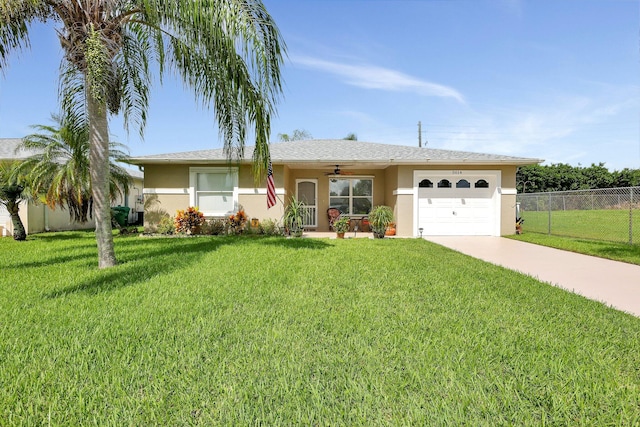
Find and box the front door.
[296,179,317,228]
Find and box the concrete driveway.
[426,236,640,317]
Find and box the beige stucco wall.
[499,166,518,235]
[237,164,286,223]
[384,165,399,205]
[392,166,413,237]
[144,164,190,188]
[43,206,94,232]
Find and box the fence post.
[630,187,634,245]
[548,193,552,235]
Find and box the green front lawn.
[508,232,640,266]
[521,209,640,244]
[1,232,639,425]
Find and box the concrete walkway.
[426,236,640,317]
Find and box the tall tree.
[19,113,131,223]
[0,161,29,241]
[0,1,285,267]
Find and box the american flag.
[266,160,276,209]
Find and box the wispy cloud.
[437,91,640,168]
[291,55,465,103]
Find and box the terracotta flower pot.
[385,223,396,236]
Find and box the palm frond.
[0,1,53,71]
[135,0,285,182]
[18,112,132,222]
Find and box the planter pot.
[373,231,385,239]
[337,232,345,239]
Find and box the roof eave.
[127,157,543,167]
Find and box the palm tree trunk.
[87,89,117,268]
[7,200,26,241]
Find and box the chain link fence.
[517,187,640,245]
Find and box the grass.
[521,209,640,244]
[1,231,639,425]
[508,232,640,266]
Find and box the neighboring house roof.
[0,138,143,179]
[127,139,542,166]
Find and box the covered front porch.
[282,163,398,234]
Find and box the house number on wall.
[452,170,463,175]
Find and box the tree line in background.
[516,163,640,193]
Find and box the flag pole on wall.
[266,159,276,209]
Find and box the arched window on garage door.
[456,179,470,188]
[437,179,452,188]
[474,179,489,188]
[419,179,433,188]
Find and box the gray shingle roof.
[128,139,542,165]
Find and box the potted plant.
[283,196,305,237]
[385,222,396,236]
[332,216,350,238]
[368,205,393,238]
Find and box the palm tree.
[19,113,131,223]
[0,161,29,241]
[0,1,285,267]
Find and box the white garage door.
[417,174,498,236]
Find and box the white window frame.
[189,167,239,217]
[328,176,374,216]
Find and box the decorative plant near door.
[332,216,350,238]
[368,205,394,238]
[283,196,305,237]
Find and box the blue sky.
[1,0,639,170]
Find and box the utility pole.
[418,121,422,148]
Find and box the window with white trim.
[329,178,372,215]
[189,167,237,216]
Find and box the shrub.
[174,207,206,234]
[208,218,226,235]
[226,209,248,235]
[259,218,281,236]
[157,216,175,235]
